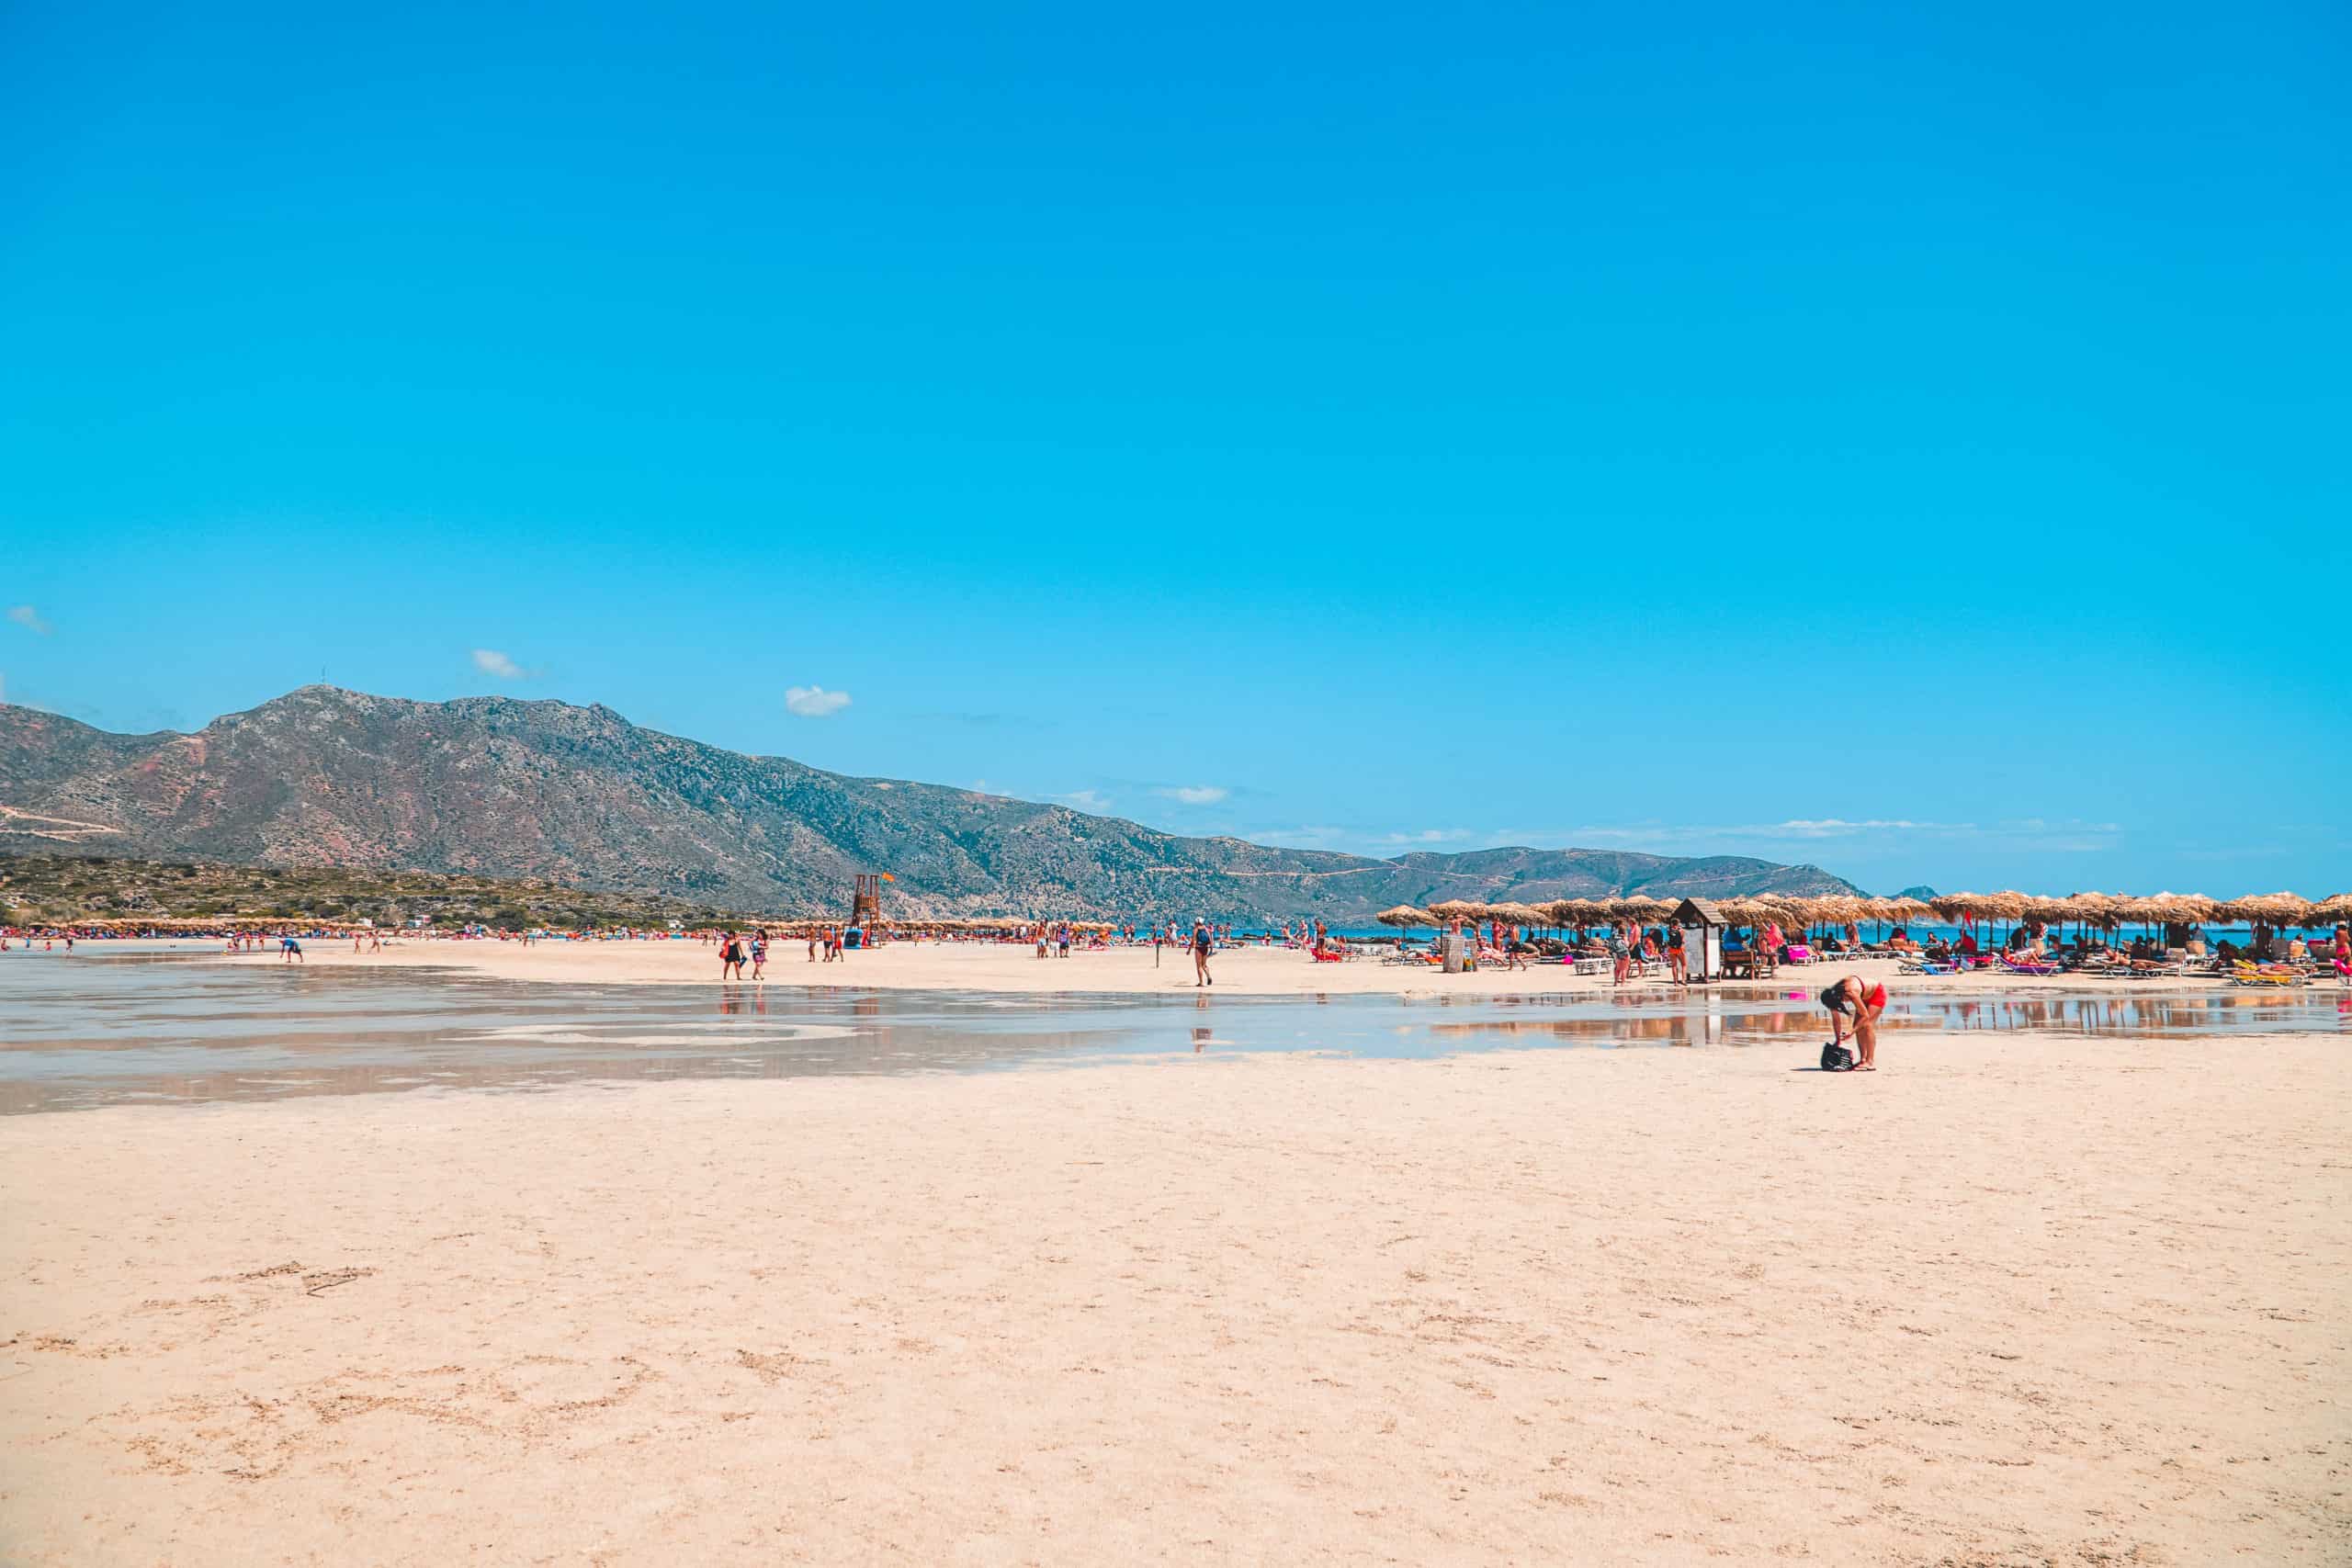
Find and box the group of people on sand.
[718,927,849,978]
[718,930,766,979]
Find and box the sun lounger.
[1999,957,2063,976]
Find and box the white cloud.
[785,684,852,718]
[1052,789,1113,812]
[7,604,51,635]
[470,649,527,680]
[1156,785,1229,807]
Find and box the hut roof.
[1671,897,1727,927]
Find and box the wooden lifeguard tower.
[849,873,890,937]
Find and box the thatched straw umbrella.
[1871,896,1929,940]
[2018,893,2069,929]
[1721,897,1797,942]
[2223,892,2313,955]
[2311,893,2352,927]
[1374,905,1437,946]
[2229,891,2312,928]
[1607,896,1672,929]
[1488,900,1546,932]
[1544,897,1608,932]
[1790,894,1851,942]
[2137,893,2216,940]
[1424,899,1486,930]
[1930,891,2026,946]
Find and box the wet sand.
[5,1028,2345,1564]
[274,934,2286,998]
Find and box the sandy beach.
[269,934,2280,999]
[5,1020,2345,1565]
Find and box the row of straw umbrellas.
[1374,890,2352,939]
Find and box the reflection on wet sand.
[1423,1010,1943,1048]
[1427,990,2350,1049]
[3,954,2345,1114]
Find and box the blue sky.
[4,0,2346,896]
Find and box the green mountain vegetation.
[1,686,1864,922]
[0,852,763,930]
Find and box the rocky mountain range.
[0,687,1862,922]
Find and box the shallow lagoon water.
[2,951,2345,1113]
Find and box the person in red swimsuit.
[1825,974,1889,1070]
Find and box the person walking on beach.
[719,931,744,980]
[2332,924,2350,987]
[1821,974,1888,1070]
[1192,919,1215,987]
[751,929,767,979]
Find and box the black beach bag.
[1820,1041,1854,1071]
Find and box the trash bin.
[844,928,864,950]
[1440,931,1469,973]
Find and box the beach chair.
[1998,956,2063,976]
